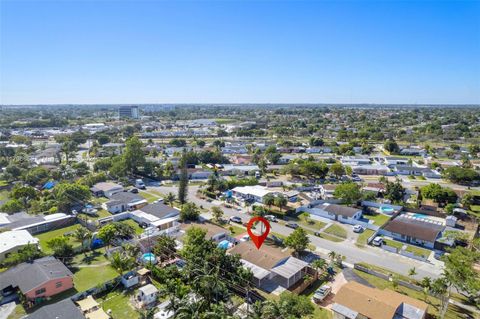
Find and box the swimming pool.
[142,252,156,264]
[380,206,394,214]
[412,213,427,219]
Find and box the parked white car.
[372,236,384,246]
[265,215,277,222]
[353,225,364,233]
[312,285,331,303]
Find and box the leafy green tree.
[2,244,44,267]
[442,167,479,184]
[262,292,314,319]
[1,199,24,213]
[273,195,288,212]
[123,136,145,174]
[333,182,362,205]
[73,227,92,255]
[384,178,406,203]
[164,192,176,206]
[420,183,457,205]
[211,206,223,222]
[329,162,346,178]
[46,236,74,259]
[384,139,400,154]
[284,227,310,256]
[442,247,480,302]
[180,202,200,221]
[153,234,177,262]
[25,166,50,186]
[53,183,91,212]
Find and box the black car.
[230,216,242,223]
[130,188,139,194]
[286,222,299,229]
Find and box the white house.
[90,182,124,198]
[350,164,389,176]
[231,185,279,203]
[136,284,159,307]
[0,230,39,261]
[318,184,337,200]
[104,192,147,214]
[298,202,362,224]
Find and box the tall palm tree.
[420,277,432,301]
[408,267,417,281]
[164,192,176,207]
[175,298,205,319]
[109,251,135,276]
[328,251,337,262]
[73,227,91,255]
[311,258,327,279]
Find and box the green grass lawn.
[310,308,333,319]
[121,219,144,235]
[226,224,247,236]
[323,224,347,238]
[404,244,431,258]
[36,224,84,254]
[97,290,139,319]
[297,213,327,230]
[71,253,118,292]
[356,229,375,247]
[0,180,8,187]
[364,213,391,226]
[383,239,404,250]
[0,190,9,200]
[353,270,475,319]
[139,190,161,203]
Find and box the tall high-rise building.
[118,105,139,119]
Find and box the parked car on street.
[135,179,146,189]
[230,216,242,223]
[353,225,364,233]
[372,236,384,246]
[285,222,299,229]
[312,285,332,303]
[130,188,139,193]
[265,215,277,222]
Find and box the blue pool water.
[142,253,156,263]
[380,206,394,213]
[413,213,427,218]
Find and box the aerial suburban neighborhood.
[0,104,478,319]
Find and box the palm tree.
[109,251,135,276]
[408,267,417,281]
[137,308,155,319]
[274,195,288,212]
[175,298,205,319]
[211,206,223,223]
[263,194,275,209]
[73,227,91,255]
[123,243,140,259]
[328,251,337,262]
[311,258,327,279]
[164,192,176,207]
[420,277,432,301]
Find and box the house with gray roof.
[26,298,85,319]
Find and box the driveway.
[342,268,374,287]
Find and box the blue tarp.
[42,181,57,190]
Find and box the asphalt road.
[151,184,444,280]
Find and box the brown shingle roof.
[383,214,443,242]
[334,281,428,319]
[228,241,291,270]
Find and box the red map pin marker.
[247,216,271,249]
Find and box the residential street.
[151,184,444,280]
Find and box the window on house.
[35,288,46,295]
[55,282,62,288]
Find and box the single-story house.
[332,281,428,319]
[379,213,445,249]
[90,182,124,198]
[220,164,259,177]
[341,156,371,166]
[0,230,39,262]
[298,203,362,224]
[362,183,386,197]
[26,298,85,319]
[7,213,76,235]
[319,184,337,199]
[393,166,441,178]
[230,155,253,165]
[0,257,73,304]
[228,241,309,290]
[99,142,124,156]
[179,221,237,244]
[231,185,279,203]
[400,148,426,156]
[130,203,180,229]
[350,164,389,175]
[31,147,60,165]
[382,156,410,167]
[104,192,147,214]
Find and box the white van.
[135,179,146,189]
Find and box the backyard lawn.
[364,213,391,226]
[71,251,118,292]
[98,290,139,319]
[36,224,84,254]
[0,190,9,200]
[0,180,8,187]
[323,224,347,239]
[404,243,431,258]
[356,229,375,247]
[121,219,144,235]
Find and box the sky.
[0,0,479,105]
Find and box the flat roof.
[0,230,38,254]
